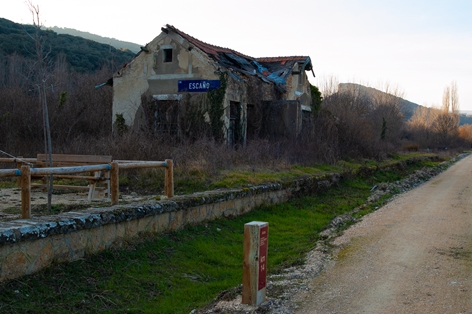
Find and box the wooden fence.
[0,159,173,219]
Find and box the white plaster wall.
[112,32,220,128]
[112,66,150,128]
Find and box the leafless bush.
[0,52,113,156]
[458,124,472,146]
[403,143,419,152]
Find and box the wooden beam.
[21,165,31,219]
[117,161,166,169]
[110,161,119,205]
[36,154,112,164]
[0,169,21,178]
[31,184,91,190]
[165,159,174,198]
[0,157,36,163]
[48,174,106,180]
[31,164,111,175]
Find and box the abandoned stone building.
[111,24,315,145]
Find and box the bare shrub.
[403,143,419,152]
[322,90,378,159]
[458,124,472,146]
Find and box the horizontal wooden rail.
[0,158,37,163]
[0,169,21,178]
[109,160,173,205]
[1,159,173,219]
[30,164,111,175]
[31,184,92,190]
[42,174,107,180]
[116,161,167,169]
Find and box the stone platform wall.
[0,158,430,281]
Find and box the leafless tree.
[26,0,54,210]
[370,83,405,143]
[407,106,437,147]
[442,81,460,127]
[407,81,460,149]
[432,81,460,147]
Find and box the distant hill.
[48,26,141,53]
[0,18,136,73]
[338,83,472,126]
[338,83,420,121]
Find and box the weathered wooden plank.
[117,161,167,169]
[31,184,90,190]
[50,175,105,180]
[37,154,112,164]
[0,158,36,163]
[30,164,111,175]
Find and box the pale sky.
[3,0,472,111]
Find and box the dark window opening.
[149,100,179,136]
[229,101,242,148]
[246,104,256,141]
[163,49,173,63]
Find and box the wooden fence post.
[110,161,119,205]
[242,221,269,306]
[165,159,174,198]
[20,164,31,219]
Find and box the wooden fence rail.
[31,164,111,175]
[0,169,21,178]
[0,159,173,219]
[0,158,37,164]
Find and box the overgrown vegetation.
[207,73,227,141]
[0,158,440,314]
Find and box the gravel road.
[293,155,472,313]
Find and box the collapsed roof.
[162,24,315,89]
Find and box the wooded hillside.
[0,18,135,73]
[338,83,472,126]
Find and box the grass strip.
[0,158,440,313]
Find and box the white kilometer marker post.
[242,221,269,305]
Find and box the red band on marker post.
[242,221,269,306]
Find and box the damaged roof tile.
[164,24,313,87]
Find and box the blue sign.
[178,80,220,92]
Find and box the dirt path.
[293,155,472,313]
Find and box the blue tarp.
[252,61,286,85]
